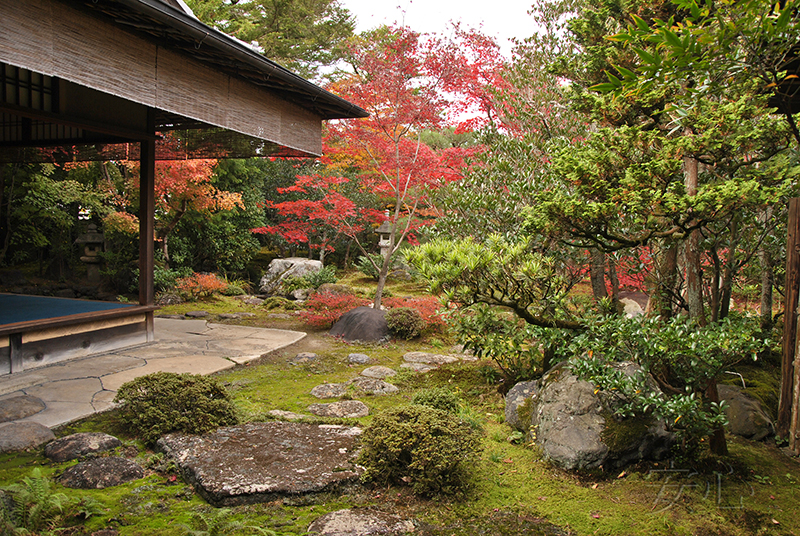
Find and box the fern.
[2,468,68,533]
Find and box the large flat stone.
[0,395,45,422]
[157,422,363,506]
[100,356,235,392]
[0,421,54,452]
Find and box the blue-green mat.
[0,294,133,326]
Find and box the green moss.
[600,412,653,456]
[516,397,534,433]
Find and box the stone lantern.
[375,215,392,259]
[75,223,105,283]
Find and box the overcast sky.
[339,0,537,57]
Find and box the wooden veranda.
[0,0,367,374]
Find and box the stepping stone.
[403,351,460,365]
[308,509,415,536]
[348,353,371,364]
[59,458,144,489]
[156,314,185,319]
[311,383,348,399]
[308,400,369,418]
[360,366,396,379]
[268,313,291,319]
[291,352,317,364]
[400,362,436,373]
[244,298,264,305]
[44,432,122,463]
[0,395,46,422]
[268,410,310,421]
[185,311,209,318]
[239,313,257,318]
[0,422,55,452]
[218,313,241,319]
[157,422,363,506]
[350,377,399,396]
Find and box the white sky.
[339,0,537,57]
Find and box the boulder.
[59,458,144,489]
[329,307,388,342]
[400,362,435,373]
[0,422,55,452]
[718,385,775,441]
[157,422,363,506]
[44,432,122,463]
[504,381,538,432]
[291,352,317,364]
[308,509,415,536]
[268,410,311,421]
[360,366,396,379]
[311,383,349,399]
[290,288,313,301]
[0,395,46,422]
[308,401,369,418]
[527,364,673,471]
[259,258,323,294]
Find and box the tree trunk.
[684,154,706,325]
[759,207,775,332]
[709,247,721,323]
[651,243,679,317]
[589,248,608,303]
[779,198,800,439]
[706,379,728,456]
[607,256,620,305]
[719,218,740,321]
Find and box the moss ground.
[1,276,798,536]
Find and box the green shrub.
[411,387,460,414]
[357,405,482,496]
[385,307,425,340]
[113,372,239,446]
[304,266,338,288]
[355,253,395,280]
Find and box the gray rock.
[311,383,349,399]
[218,313,241,319]
[529,364,673,471]
[0,395,46,422]
[718,385,775,441]
[156,314,185,319]
[260,258,323,294]
[399,363,435,373]
[244,298,265,306]
[308,509,415,536]
[157,293,183,306]
[290,288,313,301]
[308,400,369,418]
[268,313,292,319]
[291,352,318,364]
[239,313,257,318]
[329,307,388,343]
[387,269,414,282]
[0,422,55,452]
[505,381,538,432]
[318,283,355,296]
[350,377,399,396]
[157,422,363,506]
[184,311,208,318]
[59,457,144,489]
[268,410,310,421]
[44,432,122,462]
[348,353,371,364]
[402,351,460,365]
[360,366,396,379]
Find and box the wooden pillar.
[139,108,156,342]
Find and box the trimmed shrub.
[385,307,425,340]
[113,372,239,446]
[383,296,447,332]
[357,405,482,496]
[411,387,460,414]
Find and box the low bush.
[300,291,370,329]
[357,404,482,496]
[175,272,228,300]
[113,372,239,446]
[411,387,460,414]
[386,307,425,340]
[383,296,447,333]
[283,266,338,293]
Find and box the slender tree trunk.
[779,198,800,439]
[759,207,775,332]
[589,248,608,302]
[706,379,728,456]
[719,218,739,320]
[684,154,706,325]
[344,239,352,269]
[607,256,620,306]
[651,243,679,317]
[709,247,721,323]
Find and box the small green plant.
[303,266,338,289]
[355,253,396,280]
[1,468,102,534]
[412,387,461,413]
[114,372,240,446]
[386,307,425,340]
[357,404,482,496]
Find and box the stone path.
[0,318,305,434]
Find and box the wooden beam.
[139,108,156,341]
